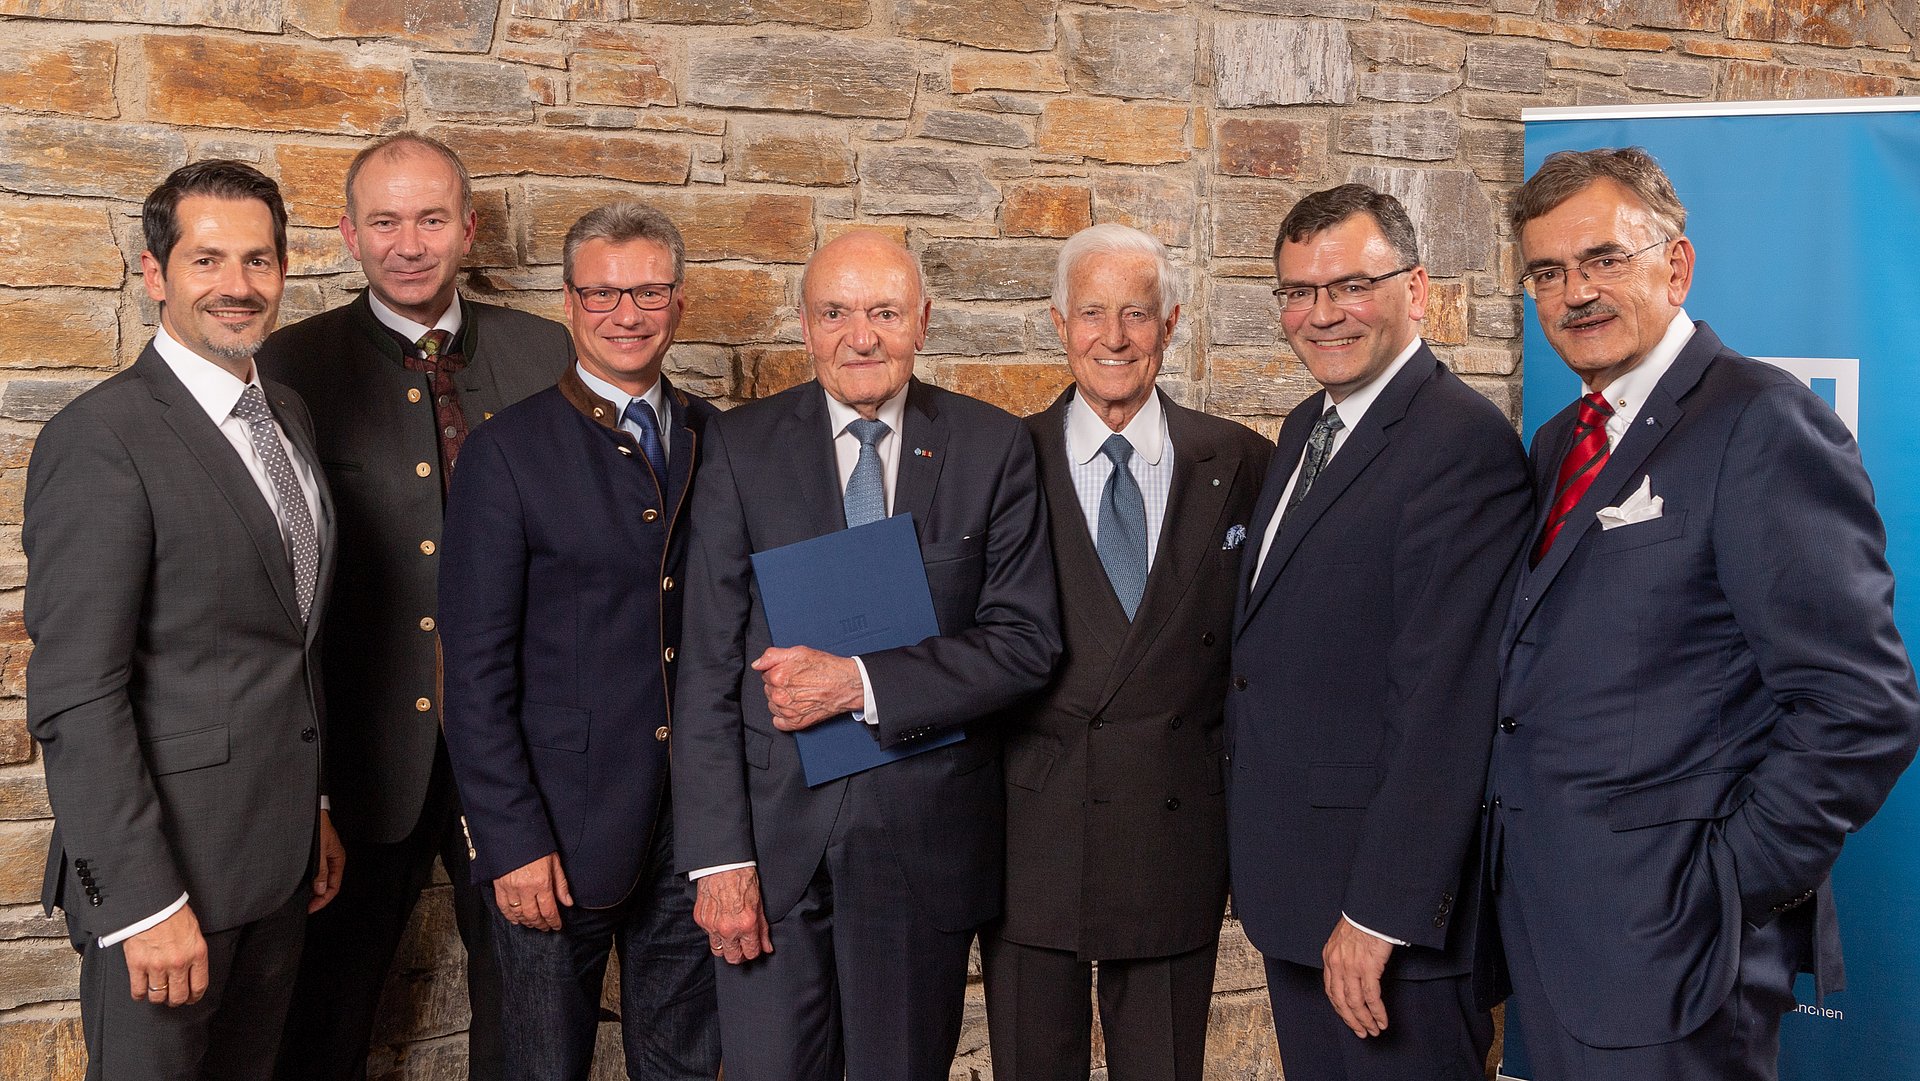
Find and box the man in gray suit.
[25,159,341,1079]
[258,132,569,1081]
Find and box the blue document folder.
[750,513,962,786]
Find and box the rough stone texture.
[685,34,919,118]
[1466,40,1550,93]
[1002,181,1090,238]
[1215,19,1356,107]
[0,37,116,119]
[1038,98,1191,166]
[568,45,678,109]
[631,0,869,26]
[895,0,1056,51]
[1625,57,1716,96]
[274,143,359,228]
[679,266,787,345]
[1721,61,1901,101]
[0,1014,85,1081]
[944,361,1071,415]
[1211,184,1300,260]
[0,118,187,201]
[0,378,99,422]
[1542,0,1722,32]
[732,121,858,186]
[1351,23,1469,70]
[527,187,814,264]
[0,0,278,30]
[1093,172,1198,249]
[137,36,407,136]
[1216,117,1324,180]
[0,819,52,905]
[0,291,118,370]
[414,59,536,122]
[859,145,1002,218]
[923,240,1059,301]
[287,0,500,52]
[923,308,1027,355]
[1336,109,1461,161]
[0,202,123,288]
[920,109,1032,149]
[1732,0,1912,48]
[1063,10,1196,101]
[1359,70,1464,103]
[1349,165,1496,278]
[431,126,691,184]
[949,51,1068,94]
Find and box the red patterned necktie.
[405,329,471,490]
[1533,391,1615,566]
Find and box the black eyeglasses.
[1271,267,1414,312]
[570,283,677,313]
[1518,239,1670,300]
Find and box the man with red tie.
[1481,147,1920,1081]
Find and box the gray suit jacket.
[257,292,568,845]
[25,344,337,938]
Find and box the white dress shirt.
[1587,309,1693,452]
[368,289,463,349]
[107,329,329,947]
[1065,388,1175,569]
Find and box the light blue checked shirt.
[1066,388,1174,570]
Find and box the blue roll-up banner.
[1508,98,1920,1080]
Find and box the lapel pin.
[913,447,934,458]
[1645,417,1655,426]
[1212,478,1220,486]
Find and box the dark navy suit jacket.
[1226,345,1532,979]
[1484,322,1920,1047]
[439,369,717,909]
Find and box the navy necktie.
[844,418,890,528]
[1097,434,1148,619]
[622,399,667,485]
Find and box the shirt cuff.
[100,893,189,948]
[319,795,330,812]
[1342,912,1410,948]
[851,655,878,726]
[689,861,756,881]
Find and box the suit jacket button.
[1233,676,1248,691]
[1433,915,1446,928]
[1165,797,1181,811]
[1091,718,1105,730]
[74,858,88,869]
[663,576,675,592]
[642,508,659,522]
[407,388,423,403]
[89,895,102,906]
[1168,715,1182,730]
[301,727,318,743]
[663,647,676,663]
[415,697,433,713]
[419,539,436,555]
[415,462,432,478]
[655,726,670,742]
[1201,631,1216,646]
[1499,717,1518,732]
[420,616,436,632]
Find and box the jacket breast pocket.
[921,536,986,565]
[1588,510,1688,556]
[1004,732,1061,792]
[143,725,231,776]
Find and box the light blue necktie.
[844,418,890,528]
[622,399,667,486]
[1097,433,1148,619]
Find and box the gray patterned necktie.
[1097,433,1148,619]
[843,417,891,528]
[231,384,318,622]
[1283,406,1344,520]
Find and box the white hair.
[1050,223,1177,320]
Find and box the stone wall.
[1,1,1914,1077]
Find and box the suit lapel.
[1241,350,1437,631]
[139,348,307,630]
[662,376,698,530]
[1506,323,1720,648]
[452,295,509,417]
[786,383,849,536]
[1098,393,1237,712]
[1033,389,1128,665]
[894,379,949,538]
[1235,395,1319,635]
[266,382,335,642]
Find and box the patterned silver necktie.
[844,417,891,528]
[1283,406,1344,520]
[231,384,318,622]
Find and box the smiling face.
[1518,177,1694,394]
[340,147,475,326]
[801,232,928,418]
[1050,251,1176,431]
[1274,213,1427,403]
[141,194,286,378]
[564,237,683,397]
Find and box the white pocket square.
[1597,475,1663,530]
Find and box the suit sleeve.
[672,420,761,874]
[857,420,1063,747]
[437,428,555,884]
[1341,411,1533,950]
[23,406,187,935]
[1713,383,1920,925]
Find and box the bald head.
[800,231,930,418]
